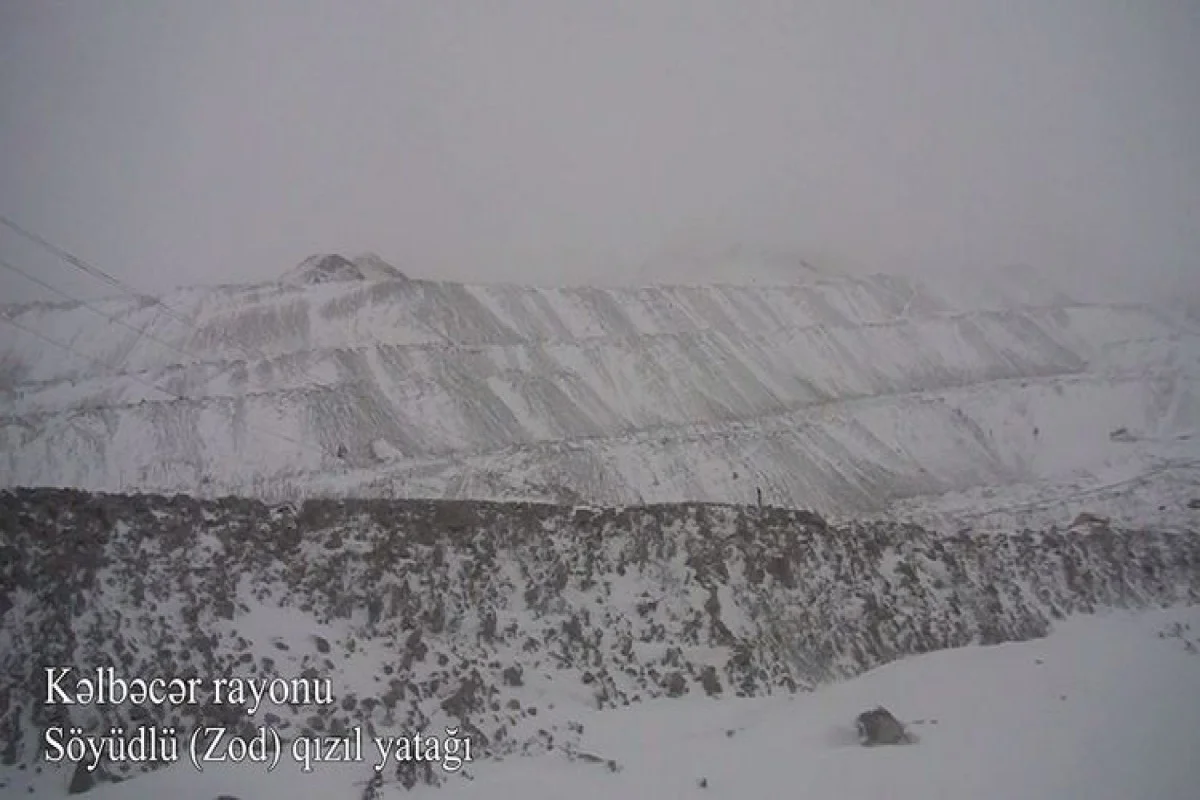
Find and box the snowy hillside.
[1,488,1197,798]
[1,255,1197,532]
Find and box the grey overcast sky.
[1,0,1198,304]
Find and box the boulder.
[1070,511,1110,530]
[855,706,912,746]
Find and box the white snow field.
[1,254,1197,534]
[4,606,1197,800]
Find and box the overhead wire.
[0,256,202,368]
[0,218,340,462]
[1,213,278,366]
[0,312,170,400]
[0,213,130,296]
[0,310,334,462]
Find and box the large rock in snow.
[856,706,913,745]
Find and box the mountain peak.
[280,252,406,286]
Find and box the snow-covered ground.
[440,610,1200,800]
[7,606,1197,800]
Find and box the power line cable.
[0,214,348,461]
[0,311,171,400]
[0,215,393,469]
[0,256,200,368]
[0,309,334,463]
[0,213,276,366]
[0,213,130,296]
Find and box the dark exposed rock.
[67,762,95,795]
[1071,511,1111,528]
[856,706,911,746]
[67,760,119,794]
[441,673,484,717]
[662,671,688,697]
[698,665,723,696]
[502,665,523,687]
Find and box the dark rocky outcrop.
[0,487,1195,790]
[855,706,912,746]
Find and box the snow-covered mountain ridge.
[1,487,1196,794]
[1,257,1196,531]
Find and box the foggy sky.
[2,0,1198,305]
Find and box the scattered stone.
[855,706,912,746]
[67,762,95,795]
[1109,427,1134,442]
[1071,511,1110,528]
[662,671,688,697]
[502,665,523,687]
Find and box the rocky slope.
[1,256,1196,533]
[1,487,1196,793]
